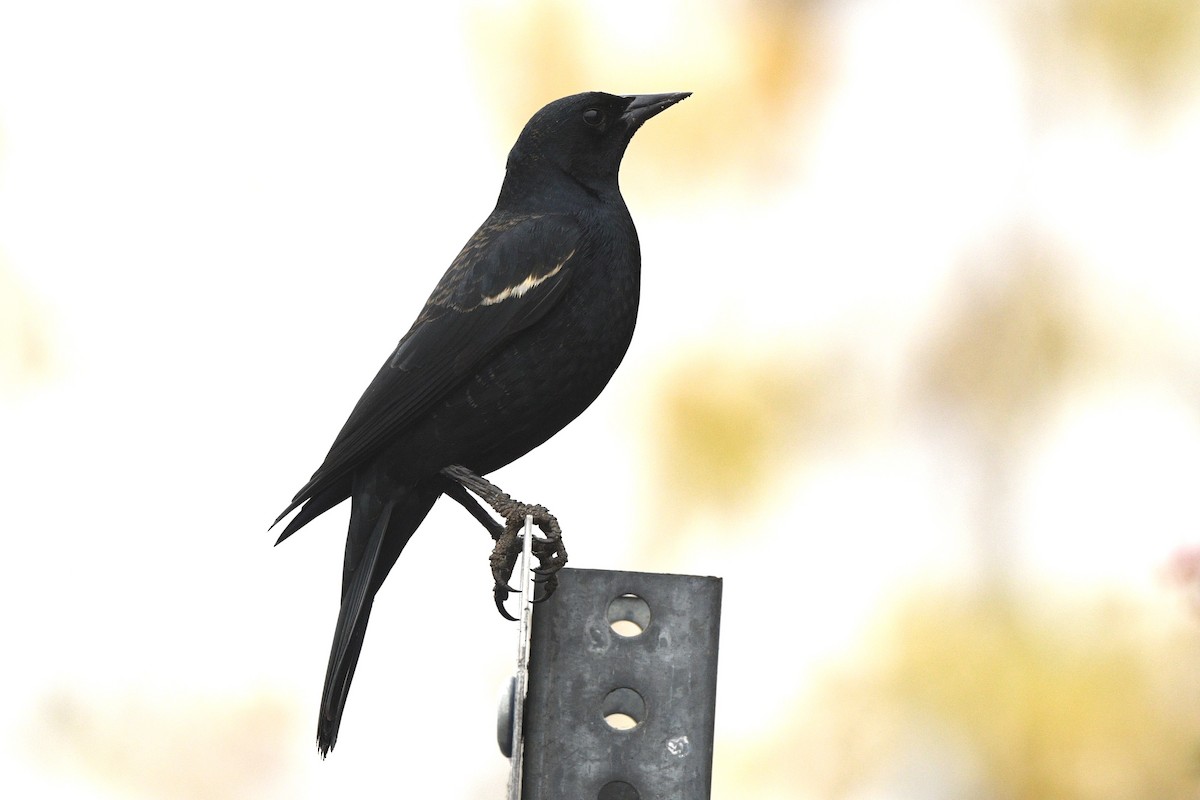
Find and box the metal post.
[516,568,723,799]
[499,515,536,800]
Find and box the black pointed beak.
[621,92,691,128]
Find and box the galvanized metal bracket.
[497,515,537,800]
[514,567,723,799]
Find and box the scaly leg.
[440,465,568,619]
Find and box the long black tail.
[317,473,438,756]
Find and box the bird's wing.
[276,211,584,525]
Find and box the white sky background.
[1,0,1198,797]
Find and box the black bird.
[273,90,689,755]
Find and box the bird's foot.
[528,509,567,590]
[489,525,521,620]
[439,465,569,620]
[489,502,568,619]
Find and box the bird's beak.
[621,92,691,129]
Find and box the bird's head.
[503,91,690,198]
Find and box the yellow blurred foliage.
[921,248,1100,440]
[718,591,1200,799]
[1063,0,1200,101]
[27,689,298,799]
[647,348,845,516]
[0,126,54,395]
[882,592,1200,799]
[466,0,828,185]
[0,260,54,395]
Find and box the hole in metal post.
[606,593,651,637]
[604,712,638,730]
[601,687,645,730]
[598,780,641,799]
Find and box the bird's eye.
[582,108,605,127]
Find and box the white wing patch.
[479,251,574,307]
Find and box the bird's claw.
[489,523,522,600]
[531,576,558,603]
[439,466,569,620]
[484,502,568,619]
[493,583,520,621]
[530,527,568,597]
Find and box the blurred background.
[2,0,1199,797]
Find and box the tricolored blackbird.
[273,91,690,755]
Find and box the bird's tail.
[317,476,438,756]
